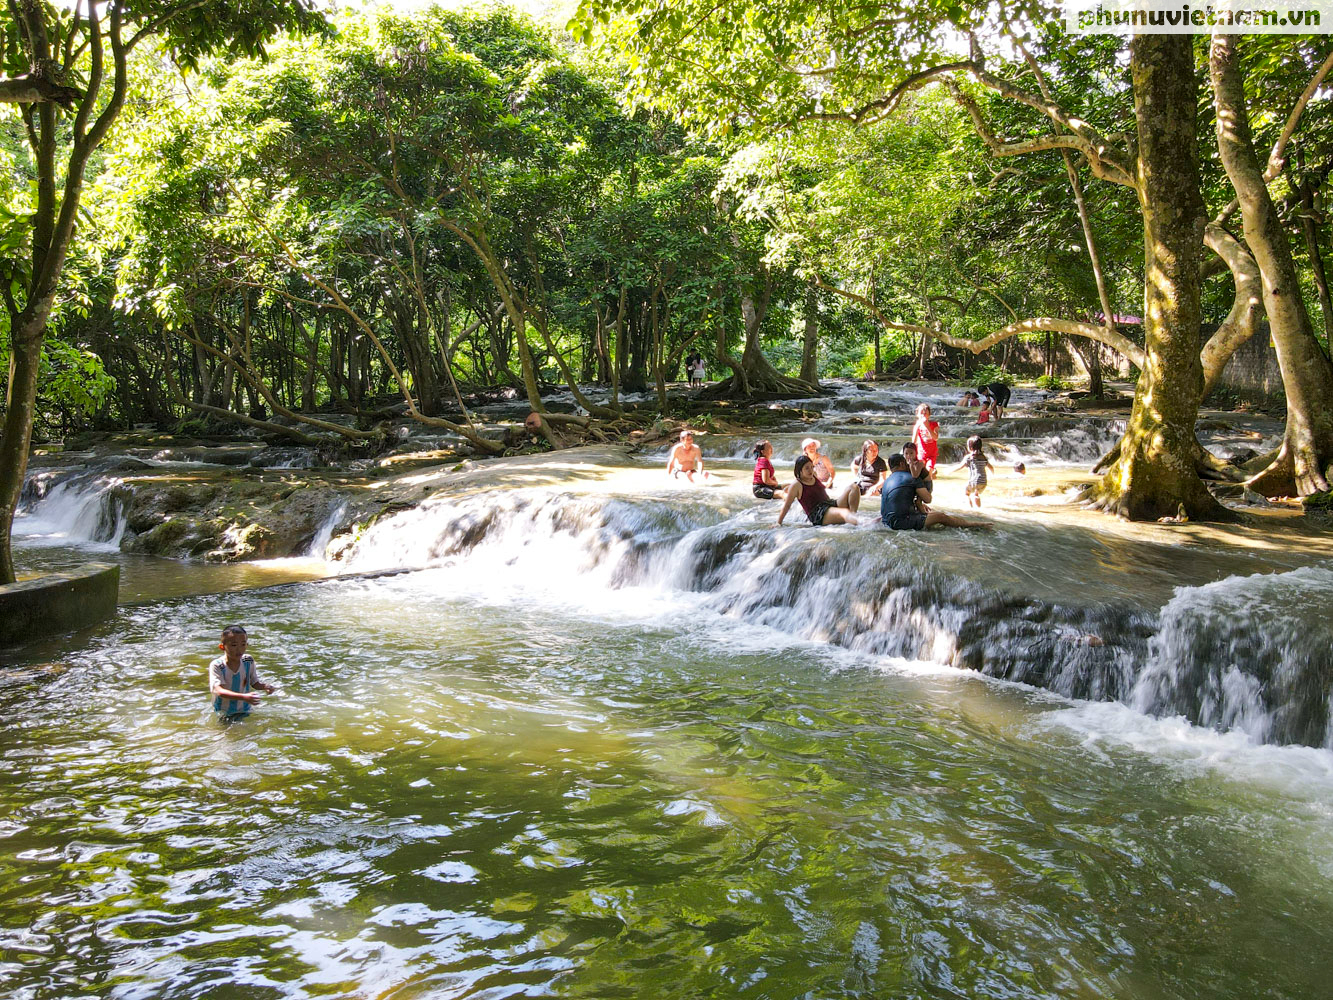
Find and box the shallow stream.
[4,382,1332,998]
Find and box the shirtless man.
[666,430,707,481]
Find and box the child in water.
[911,404,940,474]
[751,440,786,500]
[947,435,995,508]
[209,625,274,719]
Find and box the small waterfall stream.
[14,472,128,548]
[333,488,1332,748]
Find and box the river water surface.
[4,565,1333,998]
[4,385,1332,998]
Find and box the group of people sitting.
[765,437,990,531]
[958,382,1009,424]
[751,403,996,531]
[668,393,1021,530]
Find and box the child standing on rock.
[209,625,274,719]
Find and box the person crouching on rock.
[778,454,860,527]
[751,440,786,500]
[666,429,708,481]
[880,453,989,531]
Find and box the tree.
[573,1,1324,517]
[1210,34,1333,496]
[0,0,325,583]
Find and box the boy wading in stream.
[209,626,275,719]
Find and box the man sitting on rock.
[880,454,989,531]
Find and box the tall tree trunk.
[800,282,820,387]
[1212,33,1333,496]
[709,268,815,397]
[0,316,44,582]
[1063,150,1111,399]
[1091,33,1230,521]
[1295,163,1333,342]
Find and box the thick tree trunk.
[1090,34,1231,521]
[1199,224,1265,396]
[1212,33,1333,496]
[706,271,816,398]
[0,318,44,582]
[800,283,820,387]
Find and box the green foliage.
[1035,374,1068,391]
[39,340,116,418]
[970,363,1014,386]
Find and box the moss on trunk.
[1089,34,1232,522]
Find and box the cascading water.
[14,472,128,548]
[305,502,348,558]
[333,489,1324,747]
[1131,567,1333,747]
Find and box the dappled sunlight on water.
[3,575,1333,998]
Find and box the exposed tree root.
[1083,474,1239,522]
[1241,439,1333,497]
[701,371,817,400]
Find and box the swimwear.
[965,453,989,490]
[753,484,777,500]
[796,478,833,524]
[912,420,939,470]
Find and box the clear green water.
[2,571,1332,999]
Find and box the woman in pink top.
[912,404,940,473]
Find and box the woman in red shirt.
[751,440,786,500]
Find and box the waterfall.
[1130,568,1333,748]
[333,490,1332,747]
[305,502,348,558]
[14,474,127,549]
